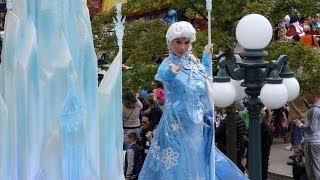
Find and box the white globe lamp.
[236,14,273,49]
[260,83,288,109]
[212,82,236,108]
[230,79,246,101]
[282,77,300,102]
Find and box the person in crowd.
[292,34,301,44]
[285,16,305,41]
[138,21,246,180]
[215,112,247,173]
[0,12,5,31]
[300,25,320,52]
[139,113,155,163]
[260,107,274,180]
[293,92,320,180]
[155,82,165,111]
[138,89,148,104]
[274,15,290,41]
[148,82,157,93]
[123,91,143,136]
[272,105,288,139]
[299,17,309,28]
[138,90,149,120]
[284,15,291,27]
[142,93,163,128]
[288,146,308,180]
[309,19,320,36]
[285,96,309,151]
[139,92,150,119]
[239,101,249,130]
[124,131,143,180]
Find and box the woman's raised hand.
[204,43,214,54]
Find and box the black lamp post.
[212,14,300,180]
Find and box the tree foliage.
[92,23,117,63]
[122,0,170,16]
[267,42,320,95]
[121,19,168,92]
[123,19,168,64]
[92,0,320,94]
[123,64,159,92]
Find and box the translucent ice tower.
[0,0,105,179]
[98,2,125,180]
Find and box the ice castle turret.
[0,0,125,179]
[98,2,125,179]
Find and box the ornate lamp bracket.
[214,54,246,82]
[264,54,294,84]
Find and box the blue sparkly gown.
[138,52,248,180]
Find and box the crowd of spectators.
[274,14,320,53]
[121,14,320,180]
[122,83,164,180]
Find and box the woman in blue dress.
[138,21,247,180]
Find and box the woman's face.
[141,116,151,129]
[170,37,191,57]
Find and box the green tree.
[92,0,320,94]
[121,19,168,92]
[123,19,168,64]
[267,42,320,95]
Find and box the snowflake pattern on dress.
[161,147,179,170]
[183,60,206,80]
[150,142,161,160]
[170,121,180,133]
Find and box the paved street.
[268,137,293,180]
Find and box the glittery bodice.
[158,54,211,124]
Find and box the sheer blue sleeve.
[201,52,211,74]
[155,60,177,83]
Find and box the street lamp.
[212,14,300,180]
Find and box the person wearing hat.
[286,16,305,40]
[309,19,320,36]
[276,15,290,41]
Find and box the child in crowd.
[124,131,142,180]
[288,146,307,180]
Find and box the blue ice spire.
[98,1,125,179]
[0,1,23,179]
[0,0,100,179]
[12,1,43,179]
